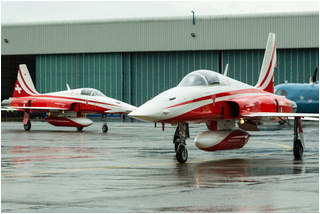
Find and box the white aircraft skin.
[2,64,137,132]
[44,89,135,115]
[130,72,271,124]
[130,33,319,163]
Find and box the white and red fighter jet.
[2,64,136,132]
[129,33,319,163]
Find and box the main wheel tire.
[176,144,188,163]
[293,139,303,159]
[174,136,180,152]
[77,127,83,131]
[173,126,180,149]
[102,124,108,133]
[24,121,31,131]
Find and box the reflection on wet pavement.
[1,120,319,212]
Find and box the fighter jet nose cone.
[129,110,154,122]
[129,103,162,122]
[128,109,141,118]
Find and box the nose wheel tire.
[24,121,31,131]
[176,144,188,163]
[293,139,303,159]
[102,124,108,133]
[77,127,83,131]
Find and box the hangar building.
[1,11,319,107]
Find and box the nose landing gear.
[173,123,190,163]
[101,113,108,133]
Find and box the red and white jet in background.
[129,33,319,163]
[2,64,137,132]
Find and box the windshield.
[178,70,220,86]
[81,88,106,97]
[275,89,288,97]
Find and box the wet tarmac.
[1,119,319,213]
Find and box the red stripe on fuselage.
[165,88,269,110]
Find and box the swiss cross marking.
[15,84,22,94]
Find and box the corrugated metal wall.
[3,12,318,55]
[36,48,319,107]
[36,53,123,100]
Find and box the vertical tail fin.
[255,33,277,93]
[13,64,39,97]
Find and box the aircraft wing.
[242,112,319,121]
[104,109,134,114]
[300,117,319,121]
[1,106,69,111]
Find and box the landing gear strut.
[23,111,31,131]
[293,117,304,159]
[173,123,190,163]
[101,113,108,133]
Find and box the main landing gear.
[173,123,190,163]
[24,120,31,131]
[23,111,31,131]
[293,117,304,159]
[101,113,109,133]
[76,127,83,131]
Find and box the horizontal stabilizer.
[1,107,19,111]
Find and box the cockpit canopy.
[178,70,220,87]
[81,88,106,97]
[275,88,288,97]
